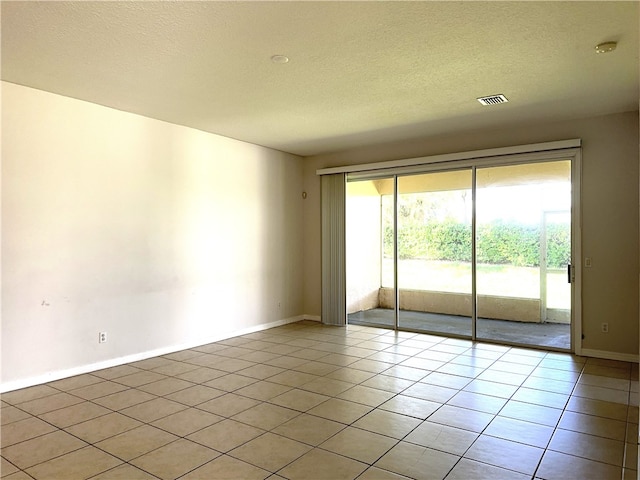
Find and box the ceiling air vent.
[477,94,509,106]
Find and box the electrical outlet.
[99,332,107,343]
[601,323,609,333]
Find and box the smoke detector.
[477,94,509,106]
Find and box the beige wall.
[1,82,305,388]
[303,111,640,356]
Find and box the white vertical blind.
[321,173,346,326]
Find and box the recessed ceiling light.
[271,55,289,64]
[477,94,509,106]
[595,41,617,54]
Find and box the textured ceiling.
[2,1,638,156]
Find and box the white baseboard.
[0,315,306,393]
[303,314,321,322]
[580,348,639,363]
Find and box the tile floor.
[1,320,638,480]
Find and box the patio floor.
[348,308,571,350]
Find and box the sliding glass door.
[397,170,473,336]
[475,161,571,348]
[346,156,575,351]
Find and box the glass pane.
[475,160,571,349]
[346,177,395,329]
[397,170,473,336]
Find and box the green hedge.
[383,221,570,268]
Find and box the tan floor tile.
[559,410,627,440]
[162,349,204,361]
[130,439,219,480]
[485,416,554,448]
[583,364,631,379]
[293,361,341,376]
[1,385,59,405]
[205,374,259,392]
[489,361,536,376]
[151,360,200,376]
[436,363,484,378]
[447,390,507,414]
[566,396,628,421]
[465,434,544,475]
[3,471,37,480]
[130,357,175,370]
[137,377,194,396]
[402,382,458,403]
[176,366,227,383]
[187,419,264,452]
[25,445,121,479]
[198,393,261,417]
[401,357,445,371]
[521,376,576,395]
[68,381,129,400]
[511,387,569,409]
[320,426,398,464]
[421,372,472,390]
[273,413,345,446]
[573,383,630,404]
[0,406,31,425]
[95,425,177,461]
[92,365,143,380]
[267,371,318,388]
[112,371,166,388]
[353,409,421,439]
[15,392,85,415]
[151,407,223,436]
[238,350,282,363]
[375,441,459,480]
[229,432,311,472]
[65,412,142,443]
[120,397,187,423]
[579,373,630,391]
[1,456,19,476]
[626,422,638,443]
[537,450,622,480]
[163,384,225,406]
[325,367,377,384]
[449,354,495,369]
[531,366,581,383]
[271,389,330,412]
[38,401,110,428]
[307,398,372,424]
[358,466,412,480]
[338,385,395,407]
[1,416,57,448]
[499,400,563,427]
[279,448,368,480]
[264,355,310,369]
[549,428,624,466]
[624,443,637,470]
[237,364,285,380]
[349,359,394,374]
[627,405,638,424]
[92,389,156,410]
[623,468,638,480]
[445,458,530,480]
[463,379,519,399]
[405,421,478,455]
[232,403,301,430]
[299,377,354,396]
[234,381,292,401]
[379,395,440,420]
[215,358,256,373]
[379,366,428,382]
[47,374,103,391]
[181,454,270,480]
[361,374,414,393]
[2,430,87,469]
[428,405,494,433]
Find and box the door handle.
[567,264,572,283]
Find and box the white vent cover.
[477,94,509,106]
